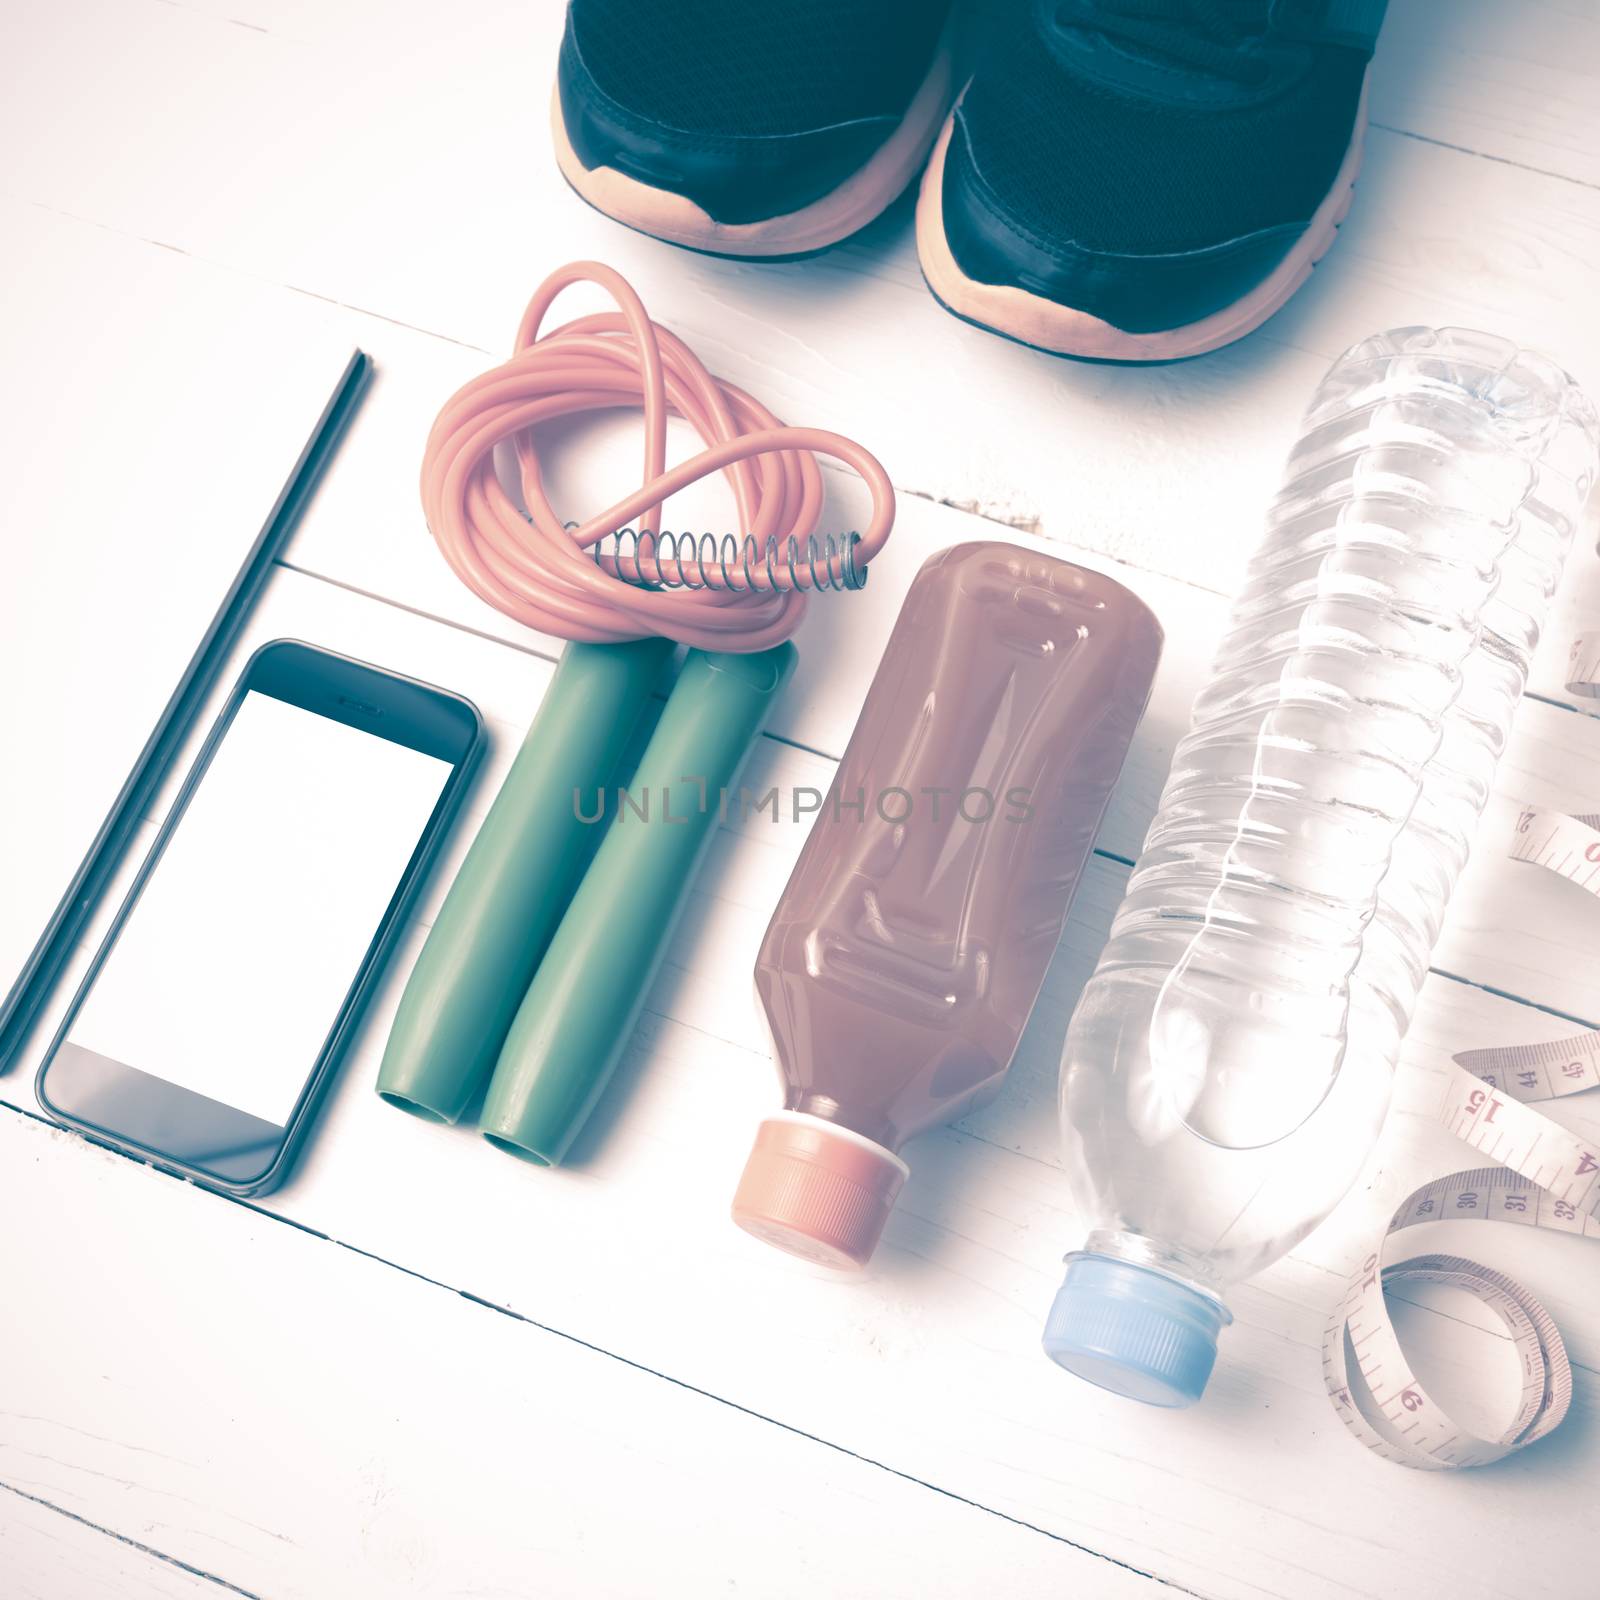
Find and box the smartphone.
[37,639,484,1195]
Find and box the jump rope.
[381,261,894,1164]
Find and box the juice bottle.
[733,541,1162,1268]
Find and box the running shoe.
[555,0,957,258]
[916,0,1385,361]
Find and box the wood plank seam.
[1368,121,1600,194]
[0,1481,261,1600]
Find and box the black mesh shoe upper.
[568,0,950,139]
[560,0,952,225]
[939,0,1380,332]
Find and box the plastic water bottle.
[1043,328,1599,1407]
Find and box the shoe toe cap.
[939,113,1308,337]
[558,25,898,226]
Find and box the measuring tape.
[1323,792,1600,1467]
[1323,633,1600,1467]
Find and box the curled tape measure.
[1324,796,1600,1468]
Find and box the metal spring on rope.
[584,528,866,593]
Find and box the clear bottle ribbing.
[1044,329,1598,1407]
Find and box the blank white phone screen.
[69,690,454,1126]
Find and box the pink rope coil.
[420,260,896,652]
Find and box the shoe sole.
[552,21,958,259]
[914,78,1368,363]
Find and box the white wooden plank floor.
[3,3,1599,1596]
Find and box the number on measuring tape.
[1567,631,1600,700]
[1507,805,1600,890]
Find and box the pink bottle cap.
[732,1112,909,1270]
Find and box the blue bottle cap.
[1042,1252,1231,1408]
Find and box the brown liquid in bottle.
[732,542,1162,1268]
